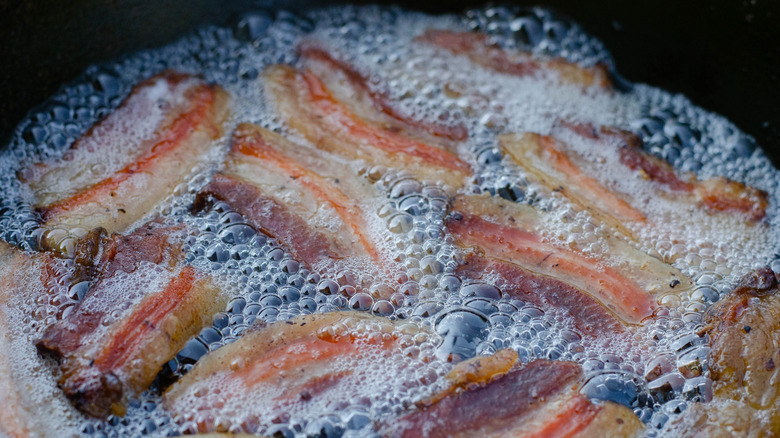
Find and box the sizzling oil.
[0,5,778,438]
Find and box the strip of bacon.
[456,255,626,337]
[0,244,32,437]
[164,312,411,435]
[264,64,470,188]
[666,268,780,435]
[27,71,229,245]
[703,268,780,403]
[194,123,390,274]
[417,29,612,90]
[384,357,643,438]
[298,41,468,141]
[448,195,691,325]
[555,122,768,222]
[36,221,225,418]
[0,241,15,303]
[500,132,646,239]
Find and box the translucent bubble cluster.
[1,4,780,438]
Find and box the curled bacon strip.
[666,268,780,435]
[27,71,229,247]
[418,29,613,90]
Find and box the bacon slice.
[298,41,468,142]
[264,63,470,188]
[456,256,626,337]
[417,29,612,90]
[447,194,691,325]
[164,312,413,435]
[36,221,226,418]
[384,357,643,437]
[500,132,645,239]
[515,123,768,223]
[194,123,392,275]
[665,268,780,436]
[26,71,229,245]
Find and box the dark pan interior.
[1,0,778,164]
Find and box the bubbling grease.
[0,5,779,437]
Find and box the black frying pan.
[1,0,779,164]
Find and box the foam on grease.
[0,4,777,437]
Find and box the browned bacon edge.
[37,222,225,418]
[33,71,229,242]
[417,29,613,90]
[561,122,769,222]
[298,41,469,141]
[702,267,780,399]
[264,63,470,189]
[664,267,780,435]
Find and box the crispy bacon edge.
[60,266,223,418]
[665,267,780,435]
[35,71,229,238]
